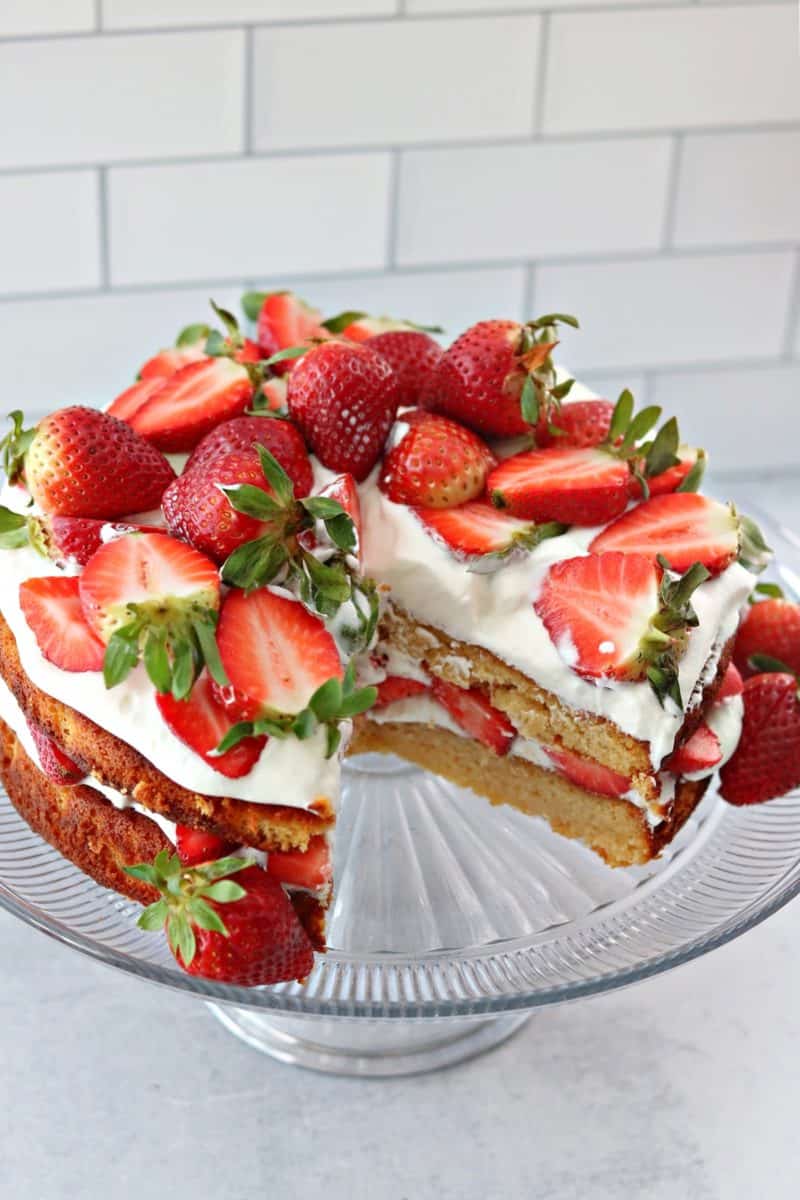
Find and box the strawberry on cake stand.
[0,296,799,1076]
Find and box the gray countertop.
[3,471,799,1200]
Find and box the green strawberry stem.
[0,411,36,485]
[517,315,579,430]
[124,850,251,967]
[643,557,710,708]
[216,661,377,759]
[104,605,228,699]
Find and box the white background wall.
[0,0,798,472]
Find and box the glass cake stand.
[1,506,799,1077]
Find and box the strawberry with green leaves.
[414,501,566,569]
[534,551,710,707]
[138,322,210,380]
[379,414,496,509]
[125,852,315,985]
[430,314,579,438]
[78,531,227,698]
[183,415,313,497]
[215,586,376,758]
[1,407,175,519]
[0,510,160,567]
[157,671,266,778]
[242,290,330,365]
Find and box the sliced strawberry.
[380,414,496,509]
[129,358,253,452]
[719,672,800,806]
[340,315,408,343]
[27,720,85,785]
[536,400,615,449]
[414,501,555,560]
[534,552,663,683]
[40,516,161,568]
[544,745,631,798]
[429,676,516,755]
[183,415,313,497]
[374,676,430,708]
[19,576,105,672]
[717,662,744,701]
[267,835,332,892]
[157,672,266,779]
[631,446,701,498]
[589,492,740,575]
[260,376,288,412]
[138,343,207,381]
[488,447,630,526]
[249,291,330,365]
[175,824,236,867]
[217,587,342,717]
[107,377,166,423]
[734,597,800,678]
[665,722,723,774]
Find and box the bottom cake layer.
[0,716,326,948]
[350,720,709,866]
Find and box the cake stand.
[1,506,799,1077]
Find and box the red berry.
[536,400,615,449]
[431,319,532,437]
[488,446,630,526]
[544,745,631,798]
[157,672,266,779]
[734,598,800,678]
[183,415,312,497]
[719,673,800,806]
[414,500,546,560]
[163,449,276,564]
[107,377,166,424]
[19,576,105,673]
[40,515,161,568]
[267,835,332,893]
[430,676,516,755]
[366,329,444,409]
[254,291,330,367]
[129,358,253,452]
[138,343,207,381]
[380,414,495,509]
[288,341,399,482]
[175,824,236,866]
[374,676,430,708]
[717,662,744,701]
[589,492,740,575]
[27,720,85,785]
[665,722,723,774]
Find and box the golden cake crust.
[350,719,709,867]
[0,610,331,853]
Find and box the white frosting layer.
[353,459,754,767]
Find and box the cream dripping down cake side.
[1,294,798,989]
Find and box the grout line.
[243,26,254,155]
[522,263,537,317]
[385,151,402,271]
[1,121,799,179]
[780,249,800,359]
[97,167,111,291]
[660,133,684,249]
[531,12,550,136]
[94,0,102,32]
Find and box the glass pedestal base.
[206,1004,531,1077]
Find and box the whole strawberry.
[125,854,315,986]
[380,414,496,508]
[536,399,614,449]
[163,449,275,563]
[2,407,175,519]
[719,672,800,806]
[288,341,400,481]
[366,329,444,409]
[184,415,313,497]
[734,593,800,678]
[431,315,577,438]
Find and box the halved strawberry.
[267,835,332,892]
[374,676,430,708]
[79,532,222,696]
[631,446,704,498]
[19,576,105,672]
[414,501,563,562]
[380,414,496,509]
[488,446,630,526]
[38,516,161,568]
[175,824,235,867]
[338,315,409,342]
[157,671,266,778]
[589,492,740,575]
[27,720,85,785]
[129,358,253,452]
[665,722,722,774]
[139,343,207,381]
[534,551,707,704]
[244,291,330,365]
[717,662,744,701]
[544,745,631,798]
[429,676,516,755]
[217,587,342,718]
[183,415,313,497]
[536,400,615,449]
[107,377,166,423]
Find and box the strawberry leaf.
[210,300,241,342]
[241,290,269,321]
[171,638,195,700]
[204,329,227,358]
[143,629,172,694]
[103,624,141,689]
[738,512,772,574]
[138,898,169,931]
[608,390,634,442]
[676,448,707,493]
[0,505,30,550]
[255,443,295,508]
[1,410,36,485]
[748,652,794,675]
[644,417,680,478]
[262,345,309,367]
[309,676,344,722]
[176,322,210,348]
[200,880,246,904]
[519,374,539,425]
[192,617,229,688]
[751,581,785,601]
[321,309,367,333]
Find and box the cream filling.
[684,693,744,782]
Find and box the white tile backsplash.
[396,138,672,265]
[673,130,800,248]
[252,16,540,150]
[108,155,391,285]
[0,31,244,169]
[649,363,800,471]
[0,0,95,35]
[543,5,800,135]
[535,251,796,369]
[0,171,101,294]
[102,0,398,27]
[0,3,797,467]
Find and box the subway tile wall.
[0,1,798,471]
